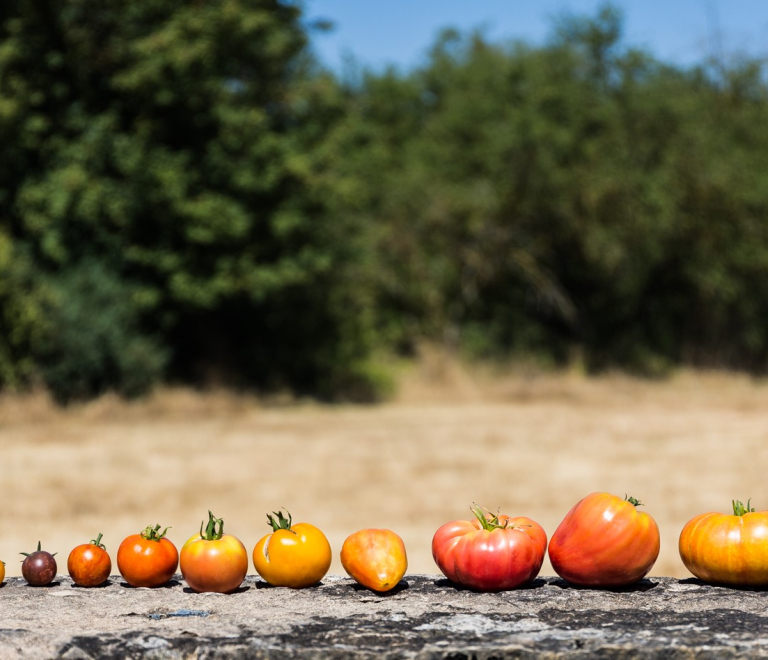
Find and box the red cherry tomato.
[117,524,178,588]
[181,511,248,593]
[548,492,660,587]
[432,506,547,591]
[679,499,768,587]
[68,533,112,587]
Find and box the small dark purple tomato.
[21,542,57,586]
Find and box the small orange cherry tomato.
[117,524,178,588]
[68,533,112,587]
[680,499,768,587]
[253,510,331,588]
[0,560,5,585]
[181,511,248,594]
[340,528,407,592]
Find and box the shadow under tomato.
[119,579,182,589]
[349,580,409,597]
[23,582,61,588]
[182,585,250,594]
[550,578,658,592]
[432,578,547,592]
[71,580,114,589]
[253,579,330,589]
[678,577,768,592]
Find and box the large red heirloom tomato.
[181,511,248,593]
[432,506,547,591]
[679,499,768,587]
[548,492,660,587]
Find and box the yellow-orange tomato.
[180,512,248,594]
[679,499,768,587]
[0,560,5,585]
[253,510,331,588]
[340,528,407,592]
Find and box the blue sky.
[305,1,768,72]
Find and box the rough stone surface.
[2,574,768,658]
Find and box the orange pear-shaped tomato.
[679,499,768,587]
[340,528,407,592]
[548,492,660,587]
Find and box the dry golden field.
[1,358,768,580]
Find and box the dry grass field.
[2,357,768,580]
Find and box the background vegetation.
[2,0,768,402]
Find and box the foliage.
[3,1,768,402]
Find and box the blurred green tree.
[0,0,385,401]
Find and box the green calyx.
[267,509,295,534]
[90,533,106,550]
[625,494,643,507]
[199,511,225,541]
[141,524,170,542]
[470,504,521,532]
[733,499,755,516]
[20,541,56,558]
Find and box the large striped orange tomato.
[679,499,768,587]
[548,492,660,587]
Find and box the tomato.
[253,510,331,588]
[341,528,408,592]
[432,506,547,591]
[679,499,768,587]
[548,492,660,587]
[117,524,178,588]
[20,542,57,586]
[180,511,248,593]
[0,561,4,585]
[68,533,112,587]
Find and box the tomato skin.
[181,535,248,593]
[0,561,4,585]
[340,529,408,592]
[117,534,178,588]
[433,515,547,591]
[253,522,331,588]
[548,492,660,587]
[68,543,112,587]
[679,509,768,586]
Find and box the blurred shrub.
[3,2,768,403]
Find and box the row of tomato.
[3,493,763,593]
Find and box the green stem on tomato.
[266,509,295,534]
[141,524,170,542]
[625,494,643,507]
[733,499,755,516]
[200,511,225,540]
[90,533,106,549]
[470,504,515,531]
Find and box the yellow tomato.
[341,528,407,592]
[253,510,331,588]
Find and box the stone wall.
[1,574,766,658]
